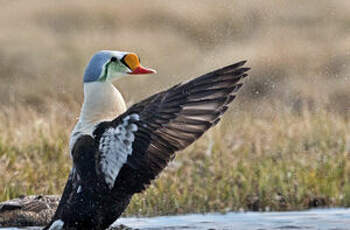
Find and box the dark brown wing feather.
[94,60,250,194]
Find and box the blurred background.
[0,0,349,212]
[0,0,348,115]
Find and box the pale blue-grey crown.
[83,51,113,83]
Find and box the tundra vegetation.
[0,0,349,215]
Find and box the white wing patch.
[99,114,140,189]
[77,185,82,193]
[49,219,64,230]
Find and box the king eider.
[45,50,250,230]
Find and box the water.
[2,209,350,230]
[115,209,350,230]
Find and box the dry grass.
[128,110,350,215]
[0,0,350,214]
[1,108,349,214]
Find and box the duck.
[44,50,250,230]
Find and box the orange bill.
[122,53,157,75]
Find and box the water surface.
[2,209,350,230]
[115,209,350,230]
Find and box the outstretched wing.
[93,61,250,193]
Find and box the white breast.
[69,81,127,155]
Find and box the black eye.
[110,57,117,62]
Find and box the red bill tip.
[128,66,157,75]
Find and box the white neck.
[73,81,127,135]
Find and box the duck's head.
[83,50,156,83]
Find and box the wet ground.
[2,209,350,230]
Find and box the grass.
[128,109,350,215]
[0,0,350,216]
[0,108,71,201]
[1,107,349,215]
